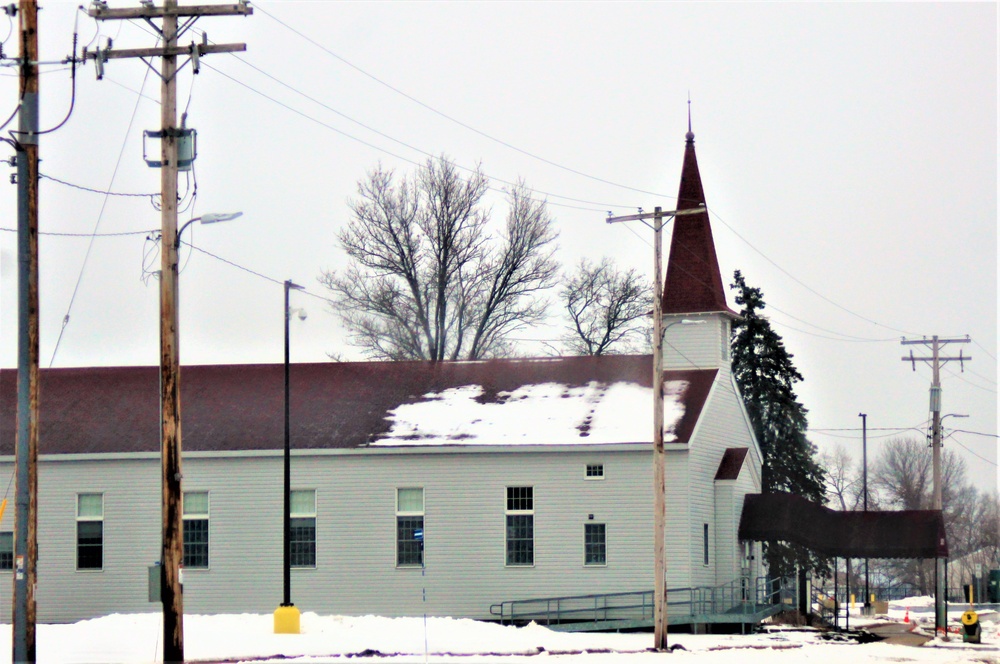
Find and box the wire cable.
[201,61,626,213]
[707,205,924,338]
[254,2,675,201]
[40,172,158,200]
[0,226,155,237]
[48,63,155,368]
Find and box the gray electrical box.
[148,563,161,603]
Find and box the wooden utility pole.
[12,1,40,661]
[901,335,970,637]
[83,4,251,661]
[607,205,704,651]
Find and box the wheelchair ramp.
[490,577,790,632]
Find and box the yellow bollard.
[850,593,855,609]
[273,604,301,634]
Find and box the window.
[396,488,424,567]
[183,492,209,569]
[77,493,103,570]
[290,490,317,568]
[585,464,604,480]
[584,523,606,566]
[505,486,533,566]
[0,532,12,571]
[703,523,710,566]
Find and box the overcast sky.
[1,2,996,489]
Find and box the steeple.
[661,117,736,316]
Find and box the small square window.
[585,464,604,480]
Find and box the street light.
[175,211,243,248]
[160,210,240,660]
[607,204,706,652]
[275,279,305,634]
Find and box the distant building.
[0,126,764,623]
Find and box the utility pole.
[83,4,251,662]
[607,204,705,652]
[901,335,971,637]
[12,1,40,662]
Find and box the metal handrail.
[490,576,789,626]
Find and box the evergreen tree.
[730,270,828,578]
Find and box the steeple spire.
[661,116,736,316]
[686,96,694,143]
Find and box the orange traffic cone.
[904,608,910,623]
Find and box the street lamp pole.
[275,279,304,634]
[859,412,869,614]
[607,205,705,652]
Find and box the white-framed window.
[505,486,534,566]
[585,463,605,480]
[0,531,13,571]
[584,523,606,566]
[703,523,710,566]
[396,488,424,567]
[291,490,317,568]
[76,493,104,571]
[183,492,209,569]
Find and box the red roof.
[0,357,718,455]
[662,130,737,316]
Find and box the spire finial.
[686,95,695,143]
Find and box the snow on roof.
[371,380,687,446]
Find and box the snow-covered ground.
[1,598,996,664]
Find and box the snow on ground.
[1,600,998,664]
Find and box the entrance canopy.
[738,492,948,559]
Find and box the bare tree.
[873,436,967,511]
[561,257,649,356]
[820,444,866,511]
[871,436,971,592]
[321,157,558,360]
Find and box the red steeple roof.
[661,124,736,316]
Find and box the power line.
[253,2,674,201]
[948,435,997,467]
[220,50,642,211]
[201,60,620,214]
[180,241,335,307]
[225,9,948,347]
[40,172,159,199]
[0,226,154,237]
[952,429,1000,439]
[707,205,924,338]
[48,56,155,368]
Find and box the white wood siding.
[713,481,736,584]
[662,314,731,371]
[0,448,678,623]
[679,336,761,591]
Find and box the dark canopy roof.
[1,356,717,456]
[738,492,948,559]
